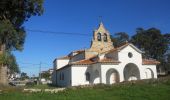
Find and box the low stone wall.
[23,88,65,93]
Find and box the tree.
[166,54,170,71]
[41,72,51,80]
[111,32,129,47]
[131,28,169,60]
[20,72,29,80]
[131,28,170,73]
[7,53,20,74]
[0,0,44,51]
[0,0,44,85]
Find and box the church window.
[59,73,62,80]
[128,52,133,58]
[62,73,64,80]
[103,33,107,42]
[85,72,90,81]
[97,33,101,41]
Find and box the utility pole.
[38,62,42,85]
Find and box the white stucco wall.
[56,59,69,69]
[118,45,142,65]
[140,65,157,79]
[54,45,158,87]
[56,67,71,87]
[100,64,122,84]
[118,45,157,80]
[52,71,57,85]
[71,66,90,86]
[118,45,143,79]
[52,59,57,85]
[71,64,101,86]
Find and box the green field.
[0,78,170,100]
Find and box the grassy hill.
[0,77,170,100]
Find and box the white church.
[52,22,160,87]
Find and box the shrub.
[26,82,36,87]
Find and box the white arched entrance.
[124,63,140,81]
[106,69,119,84]
[145,68,154,79]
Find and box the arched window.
[103,33,107,42]
[59,73,62,80]
[97,33,101,41]
[62,73,64,80]
[85,72,90,81]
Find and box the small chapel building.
[52,22,160,87]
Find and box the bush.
[25,82,36,87]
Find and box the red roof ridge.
[98,58,121,63]
[142,59,160,65]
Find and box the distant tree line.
[111,28,170,73]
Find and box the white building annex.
[52,22,160,87]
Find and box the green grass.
[0,79,170,100]
[25,84,57,89]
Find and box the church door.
[110,73,117,84]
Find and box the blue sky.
[13,0,170,76]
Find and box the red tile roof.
[98,58,121,64]
[71,59,95,65]
[142,59,160,65]
[58,56,70,59]
[71,57,120,65]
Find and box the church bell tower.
[89,22,114,53]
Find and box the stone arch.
[92,70,100,84]
[103,33,107,42]
[106,68,120,84]
[97,32,101,41]
[124,63,140,81]
[145,68,154,79]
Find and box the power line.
[41,62,52,66]
[26,29,91,37]
[18,61,52,68]
[18,61,52,65]
[19,62,39,66]
[20,66,50,68]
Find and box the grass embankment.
[0,78,170,100]
[25,84,57,89]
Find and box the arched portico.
[145,68,154,79]
[106,68,120,84]
[124,63,140,81]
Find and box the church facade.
[52,23,160,87]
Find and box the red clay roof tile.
[142,59,160,65]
